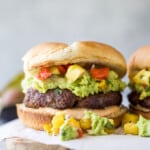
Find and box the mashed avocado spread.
[22,66,126,98]
[130,69,150,100]
[137,115,150,137]
[84,111,114,135]
[59,111,114,140]
[60,123,78,141]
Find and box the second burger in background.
[17,41,127,139]
[127,46,150,137]
[128,46,150,118]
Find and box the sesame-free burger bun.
[23,42,68,72]
[23,41,126,78]
[128,45,150,79]
[17,104,127,130]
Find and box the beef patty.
[128,91,150,109]
[24,88,122,109]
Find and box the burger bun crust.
[128,45,150,79]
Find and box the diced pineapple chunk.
[80,118,91,130]
[122,113,139,126]
[52,127,60,135]
[43,123,52,134]
[66,64,86,83]
[67,117,81,128]
[51,113,65,135]
[50,66,60,75]
[124,123,138,135]
[133,69,150,86]
[99,80,106,90]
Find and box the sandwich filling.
[128,69,150,109]
[22,64,126,109]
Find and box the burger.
[128,45,150,119]
[17,41,127,131]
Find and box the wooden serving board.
[5,137,74,150]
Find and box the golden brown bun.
[17,104,127,130]
[23,41,126,78]
[23,42,68,72]
[128,45,150,79]
[130,104,150,119]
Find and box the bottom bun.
[17,104,127,130]
[130,105,150,119]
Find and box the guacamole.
[59,111,114,140]
[137,115,150,137]
[22,69,126,98]
[60,123,79,141]
[85,111,114,135]
[130,69,150,100]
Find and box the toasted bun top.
[128,45,150,79]
[23,41,126,77]
[23,42,68,71]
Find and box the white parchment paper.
[0,119,150,150]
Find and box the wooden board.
[5,137,74,150]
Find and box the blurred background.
[0,0,150,123]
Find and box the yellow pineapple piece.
[66,64,86,83]
[124,123,138,135]
[133,69,150,85]
[80,118,91,130]
[50,66,60,75]
[51,113,65,135]
[67,117,81,128]
[52,127,60,135]
[43,123,52,134]
[99,80,106,90]
[122,113,139,126]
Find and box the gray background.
[0,1,150,147]
[0,0,150,93]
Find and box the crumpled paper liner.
[0,119,150,150]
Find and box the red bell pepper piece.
[77,128,83,138]
[37,68,51,80]
[91,67,109,80]
[58,64,70,75]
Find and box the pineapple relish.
[22,64,126,98]
[43,111,114,141]
[130,69,150,99]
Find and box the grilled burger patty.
[23,88,122,109]
[128,91,150,109]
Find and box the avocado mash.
[130,69,150,99]
[137,115,150,137]
[22,67,126,98]
[59,111,114,140]
[84,111,114,135]
[60,122,79,141]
